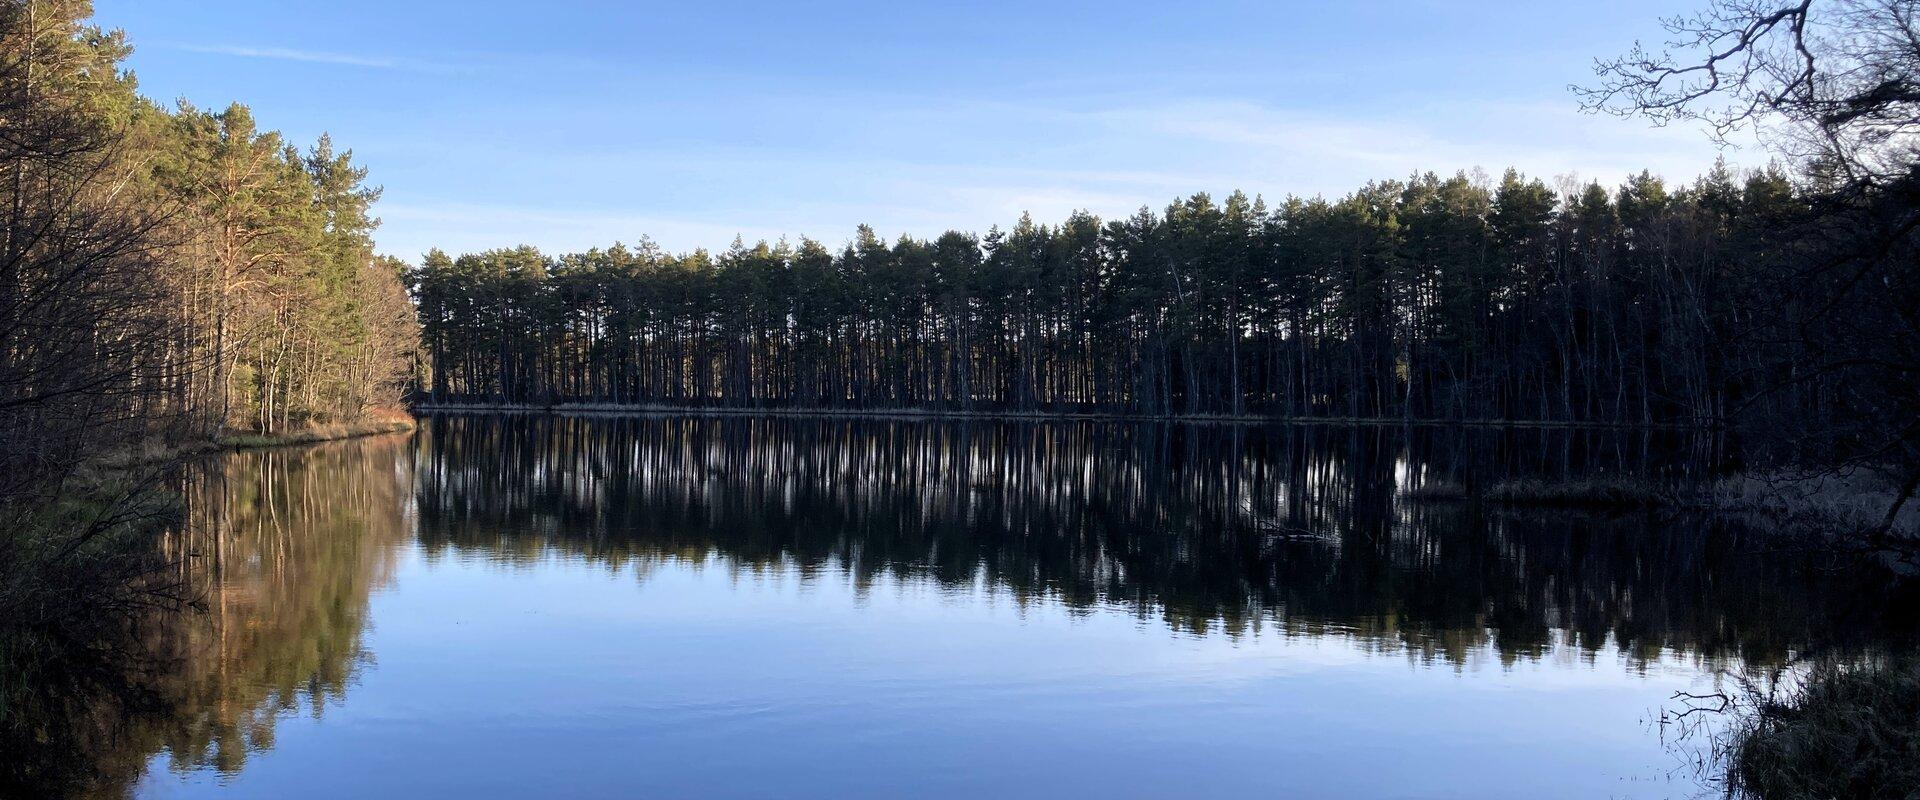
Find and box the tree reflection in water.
[416,415,1899,666]
[0,435,412,799]
[4,416,1908,798]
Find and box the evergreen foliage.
[0,0,416,688]
[411,169,1794,432]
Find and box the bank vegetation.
[0,0,416,742]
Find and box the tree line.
[0,0,416,480]
[0,0,415,663]
[408,0,1920,514]
[1581,3,1920,793]
[413,166,1794,430]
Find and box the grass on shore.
[3,409,418,789]
[0,471,185,797]
[0,475,178,619]
[1732,662,1920,799]
[211,417,415,450]
[1408,470,1920,541]
[1404,477,1671,508]
[97,412,417,469]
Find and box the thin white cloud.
[375,203,820,261]
[1089,99,1750,195]
[172,44,450,72]
[366,95,1759,258]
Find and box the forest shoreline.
[205,417,417,452]
[2,414,419,653]
[410,402,1704,430]
[1412,473,1920,549]
[101,413,418,469]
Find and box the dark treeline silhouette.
[415,415,1907,662]
[412,166,1799,428]
[1582,4,1920,794]
[1581,0,1920,537]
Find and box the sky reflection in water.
[123,417,1870,799]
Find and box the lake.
[36,415,1913,799]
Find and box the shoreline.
[1410,473,1919,544]
[103,417,418,468]
[411,402,1705,430]
[205,418,418,452]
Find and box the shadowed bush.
[1405,477,1670,508]
[1733,663,1920,800]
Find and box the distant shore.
[411,401,1704,430]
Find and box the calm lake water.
[41,416,1913,799]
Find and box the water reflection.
[2,417,1908,798]
[414,415,1894,665]
[148,439,410,775]
[0,437,412,799]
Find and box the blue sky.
[95,1,1750,261]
